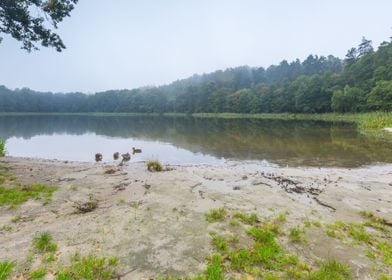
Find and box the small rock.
[242,175,248,180]
[233,186,241,190]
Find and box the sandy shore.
[0,157,391,279]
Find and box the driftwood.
[313,196,336,212]
[259,172,335,211]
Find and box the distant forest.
[1,37,392,113]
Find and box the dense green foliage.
[0,0,78,51]
[0,37,391,113]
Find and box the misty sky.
[0,0,391,93]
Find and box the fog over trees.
[1,37,391,113]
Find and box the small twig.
[313,196,337,212]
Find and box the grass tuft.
[29,267,47,280]
[211,234,228,253]
[205,208,227,223]
[0,261,14,280]
[233,212,259,225]
[33,232,58,253]
[0,184,57,207]
[289,227,305,243]
[146,160,163,172]
[56,253,119,280]
[309,260,351,279]
[204,255,223,280]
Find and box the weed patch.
[205,208,227,223]
[33,232,58,253]
[56,253,119,280]
[146,160,163,172]
[0,184,57,207]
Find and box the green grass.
[204,255,223,280]
[29,267,47,280]
[33,232,58,253]
[233,212,259,225]
[56,253,119,280]
[309,260,351,280]
[205,208,227,223]
[0,261,14,280]
[146,160,163,172]
[289,227,305,243]
[275,212,288,223]
[0,184,57,207]
[0,140,5,157]
[211,234,228,253]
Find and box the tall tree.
[358,37,374,57]
[0,0,78,51]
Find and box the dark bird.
[113,152,120,160]
[132,147,142,154]
[122,153,131,161]
[119,152,131,166]
[95,153,103,162]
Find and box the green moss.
[205,208,227,223]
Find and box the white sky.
[0,0,391,92]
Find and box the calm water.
[0,115,391,167]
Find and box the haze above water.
[0,115,391,168]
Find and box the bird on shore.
[119,152,131,166]
[95,153,103,162]
[122,153,131,162]
[132,147,142,154]
[113,152,119,160]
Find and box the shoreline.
[0,111,391,130]
[1,156,391,278]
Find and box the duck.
[132,147,142,154]
[119,152,131,166]
[95,153,103,162]
[113,152,120,160]
[122,153,131,161]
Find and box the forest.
[0,37,391,114]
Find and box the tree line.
[1,37,391,114]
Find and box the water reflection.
[0,115,391,167]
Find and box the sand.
[0,157,391,279]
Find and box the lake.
[0,115,391,167]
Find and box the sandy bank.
[0,157,391,279]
